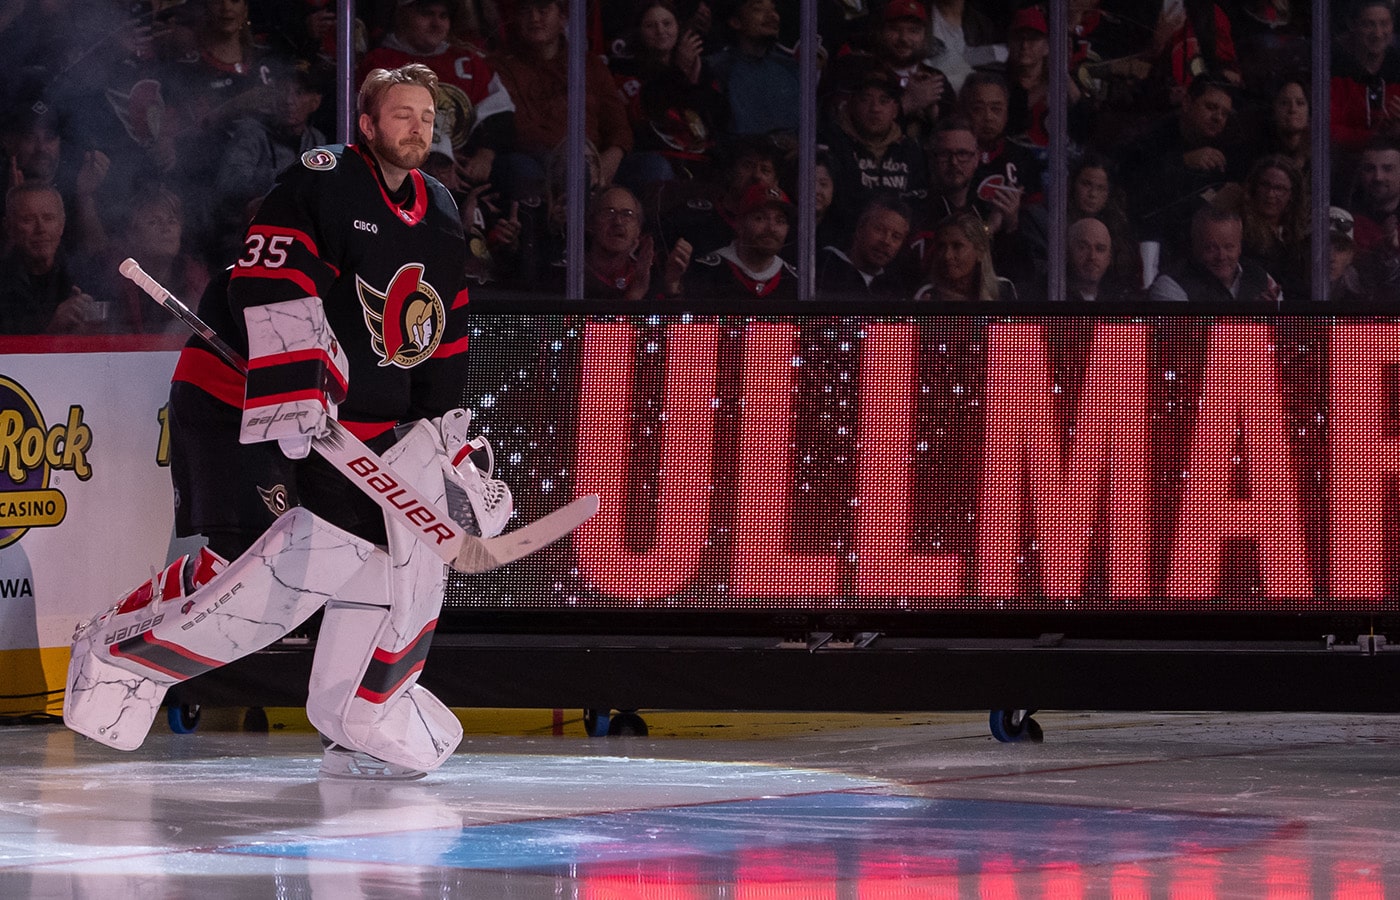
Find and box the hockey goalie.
[64,64,514,779]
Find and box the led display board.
[447,316,1400,614]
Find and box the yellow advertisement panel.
[0,352,180,715]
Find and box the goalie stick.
[119,258,597,574]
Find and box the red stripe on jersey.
[451,288,470,309]
[231,264,321,297]
[433,335,470,358]
[245,389,330,410]
[246,224,321,259]
[172,346,246,408]
[248,347,349,395]
[725,260,785,297]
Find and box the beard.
[370,134,430,172]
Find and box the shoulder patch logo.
[356,264,447,369]
[301,149,337,171]
[258,484,290,517]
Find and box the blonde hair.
[357,64,440,120]
[933,211,1002,301]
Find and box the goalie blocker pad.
[241,297,349,455]
[64,508,377,751]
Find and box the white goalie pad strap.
[64,508,377,750]
[240,297,350,454]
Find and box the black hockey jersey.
[683,244,798,302]
[174,144,470,441]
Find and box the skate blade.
[319,748,428,781]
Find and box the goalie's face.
[361,83,436,173]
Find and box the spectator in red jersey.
[360,0,517,188]
[1331,0,1400,156]
[1147,0,1241,108]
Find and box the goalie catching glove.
[436,407,513,538]
[240,297,349,459]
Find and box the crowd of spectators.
[1,0,1396,326]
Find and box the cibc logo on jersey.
[356,263,447,368]
[0,376,92,548]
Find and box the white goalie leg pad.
[64,507,377,750]
[306,419,462,773]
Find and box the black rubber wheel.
[167,703,201,734]
[989,708,1043,743]
[607,711,649,737]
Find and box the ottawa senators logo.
[301,148,337,171]
[435,84,477,157]
[257,483,290,518]
[356,264,446,368]
[105,79,166,147]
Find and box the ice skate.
[318,741,427,781]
